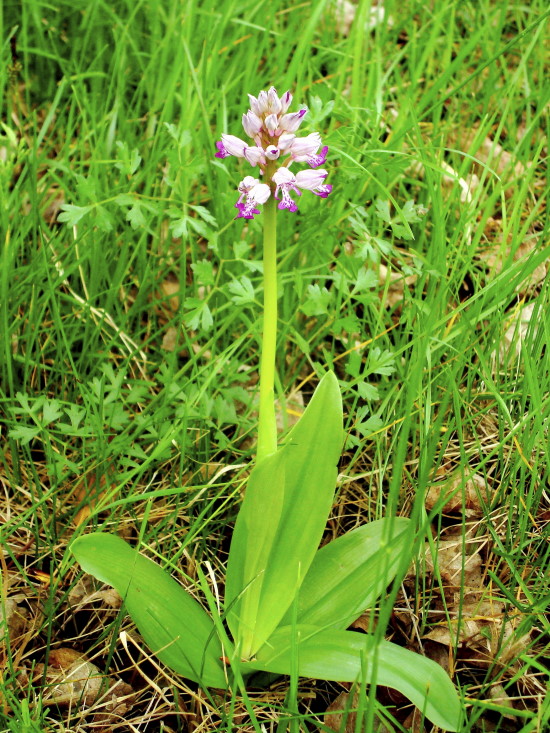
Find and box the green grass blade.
[225,371,343,658]
[247,625,463,732]
[71,533,228,688]
[280,518,411,629]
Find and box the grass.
[1,0,549,730]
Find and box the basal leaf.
[246,625,462,732]
[225,371,343,658]
[280,517,411,629]
[224,451,286,653]
[71,533,228,688]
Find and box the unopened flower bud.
[266,87,282,116]
[264,113,279,135]
[279,108,308,133]
[242,111,263,138]
[279,90,293,114]
[265,145,280,160]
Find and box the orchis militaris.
[215,86,332,219]
[70,87,463,733]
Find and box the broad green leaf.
[114,140,142,176]
[71,533,228,688]
[93,205,114,232]
[374,198,391,224]
[351,267,377,295]
[357,381,379,401]
[63,403,87,431]
[170,216,189,238]
[163,123,192,149]
[225,371,343,658]
[225,452,286,654]
[366,347,396,377]
[114,193,136,207]
[280,518,411,629]
[184,298,213,332]
[233,241,250,259]
[246,625,462,732]
[188,216,211,239]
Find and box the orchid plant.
[71,88,463,731]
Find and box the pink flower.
[242,111,263,138]
[278,109,308,134]
[215,87,332,219]
[235,176,271,220]
[215,134,264,166]
[288,133,329,168]
[273,168,332,212]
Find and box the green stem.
[256,194,278,462]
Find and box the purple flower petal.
[235,203,261,219]
[279,108,308,133]
[215,140,229,159]
[312,184,332,198]
[307,145,329,168]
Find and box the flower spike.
[216,87,332,218]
